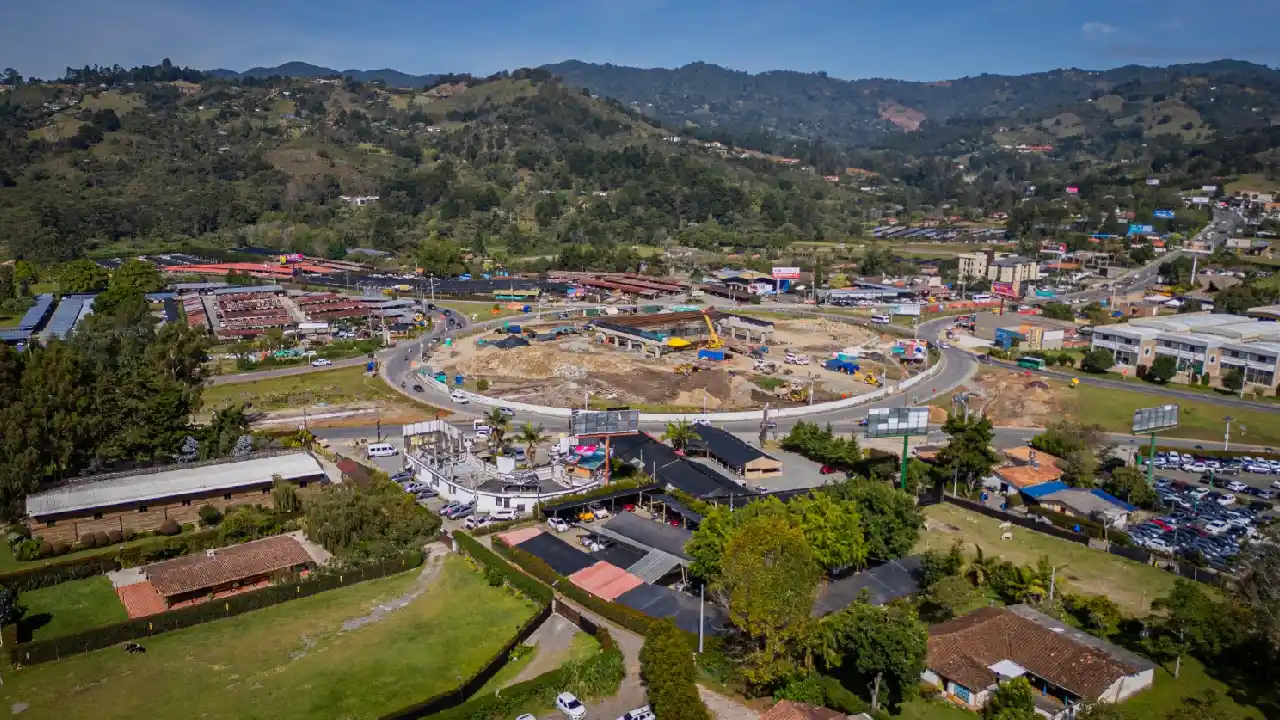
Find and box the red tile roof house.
[922,605,1155,719]
[144,535,315,608]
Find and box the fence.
[380,532,623,720]
[9,550,424,666]
[944,496,1234,590]
[943,496,1090,544]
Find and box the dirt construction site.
[935,366,1079,427]
[435,313,918,410]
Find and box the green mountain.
[0,68,874,266]
[543,59,1280,149]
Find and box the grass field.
[432,299,526,320]
[0,532,190,573]
[478,627,599,694]
[0,557,538,720]
[202,365,415,412]
[1226,173,1280,194]
[919,503,1179,615]
[1073,383,1280,447]
[18,576,127,642]
[1124,655,1269,719]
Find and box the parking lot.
[1132,451,1279,569]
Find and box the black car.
[412,384,424,392]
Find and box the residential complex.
[1089,313,1280,390]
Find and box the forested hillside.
[0,65,876,268]
[544,59,1280,150]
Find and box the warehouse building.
[1089,314,1280,390]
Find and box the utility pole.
[698,584,705,654]
[1224,415,1233,452]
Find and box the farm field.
[17,576,128,642]
[0,557,538,720]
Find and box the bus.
[1016,356,1047,371]
[870,314,892,325]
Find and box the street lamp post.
[1223,416,1233,452]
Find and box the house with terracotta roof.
[143,535,315,607]
[922,605,1155,718]
[987,446,1064,496]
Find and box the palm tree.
[515,421,549,466]
[483,408,510,453]
[662,419,699,451]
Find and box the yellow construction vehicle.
[787,381,808,402]
[702,312,724,349]
[674,363,697,376]
[666,337,692,348]
[863,374,882,387]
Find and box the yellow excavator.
[787,380,808,402]
[674,363,698,376]
[702,312,724,350]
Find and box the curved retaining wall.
[387,304,946,424]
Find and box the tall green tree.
[1147,355,1178,384]
[715,512,821,687]
[1149,580,1236,679]
[935,414,1000,495]
[662,419,699,451]
[826,479,922,560]
[983,677,1038,720]
[58,259,109,293]
[789,491,868,571]
[827,602,928,711]
[514,421,549,465]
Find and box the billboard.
[278,253,304,264]
[992,281,1019,299]
[1190,197,1210,205]
[1066,186,1079,195]
[771,266,801,280]
[1146,177,1161,186]
[865,407,930,438]
[1201,185,1218,194]
[1035,289,1056,298]
[891,304,921,317]
[1133,404,1180,434]
[1127,223,1156,236]
[1153,210,1176,219]
[571,409,640,436]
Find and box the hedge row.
[453,533,553,603]
[490,537,658,636]
[640,619,711,720]
[469,519,528,538]
[10,550,423,666]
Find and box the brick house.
[923,605,1155,718]
[25,453,328,544]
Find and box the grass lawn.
[479,626,599,694]
[919,504,1179,615]
[1073,383,1280,448]
[895,698,978,720]
[1123,655,1268,719]
[202,365,431,413]
[0,556,538,720]
[18,576,127,642]
[431,299,526,320]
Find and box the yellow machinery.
[1070,377,1080,387]
[863,374,882,387]
[666,337,692,348]
[787,380,808,402]
[702,312,724,349]
[674,363,700,376]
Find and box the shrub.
[38,541,54,559]
[476,378,491,391]
[123,529,137,542]
[52,541,71,556]
[106,529,124,545]
[157,519,182,536]
[93,531,110,547]
[79,532,100,549]
[198,504,223,526]
[640,619,711,720]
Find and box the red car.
[819,465,841,475]
[1150,518,1172,531]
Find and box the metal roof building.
[26,453,326,519]
[42,294,97,340]
[17,294,55,331]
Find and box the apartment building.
[957,252,988,280]
[1090,314,1280,390]
[987,256,1039,286]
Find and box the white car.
[450,390,470,404]
[1226,481,1249,493]
[463,515,492,530]
[1271,480,1280,490]
[556,692,587,720]
[310,358,332,367]
[617,706,655,720]
[587,503,611,520]
[1204,520,1231,535]
[1184,462,1208,474]
[547,517,571,532]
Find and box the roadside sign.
[1133,404,1180,434]
[865,407,930,439]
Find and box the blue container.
[454,374,464,385]
[698,349,725,361]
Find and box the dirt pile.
[452,345,628,380]
[950,368,1076,427]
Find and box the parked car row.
[1137,477,1273,566]
[1149,450,1280,480]
[394,471,439,502]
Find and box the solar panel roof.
[18,294,55,330]
[515,532,596,576]
[43,295,95,340]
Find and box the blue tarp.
[1021,481,1070,499]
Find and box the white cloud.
[1082,21,1119,37]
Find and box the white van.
[366,443,399,458]
[450,390,470,404]
[871,314,892,325]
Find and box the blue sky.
[1,0,1274,81]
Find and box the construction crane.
[702,312,724,349]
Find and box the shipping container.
[697,349,726,361]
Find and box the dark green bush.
[92,531,109,547]
[106,529,124,545]
[198,504,223,526]
[157,519,181,536]
[79,532,100,550]
[454,532,553,603]
[641,619,711,720]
